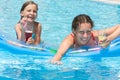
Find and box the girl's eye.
[27,10,37,13]
[27,10,31,12]
[33,10,37,13]
[79,31,84,34]
[79,30,91,35]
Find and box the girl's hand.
[50,60,63,65]
[26,37,34,44]
[20,17,28,27]
[98,37,111,48]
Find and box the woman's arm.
[51,34,74,63]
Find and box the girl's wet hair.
[72,14,94,31]
[20,1,38,13]
[19,1,38,21]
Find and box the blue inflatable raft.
[0,34,120,57]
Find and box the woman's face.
[75,23,92,45]
[21,4,37,22]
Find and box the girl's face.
[74,23,92,45]
[21,4,37,22]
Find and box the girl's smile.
[75,23,92,45]
[21,4,37,22]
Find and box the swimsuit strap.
[91,32,95,40]
[91,32,98,45]
[70,33,75,44]
[70,33,74,38]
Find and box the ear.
[72,29,76,34]
[20,11,24,17]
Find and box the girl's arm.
[15,24,22,40]
[97,25,120,48]
[105,25,120,40]
[26,22,41,45]
[51,34,74,64]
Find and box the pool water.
[0,0,120,80]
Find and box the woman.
[51,14,120,64]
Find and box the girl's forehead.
[77,23,92,30]
[24,4,37,10]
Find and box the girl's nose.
[83,32,88,37]
[30,11,34,14]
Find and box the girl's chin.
[27,20,34,23]
[27,19,34,22]
[81,41,88,45]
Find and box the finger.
[102,37,107,42]
[106,38,110,42]
[101,41,110,48]
[27,37,33,42]
[50,60,62,65]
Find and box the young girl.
[51,14,120,64]
[15,1,42,45]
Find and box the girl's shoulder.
[34,21,41,25]
[68,33,75,42]
[33,22,42,33]
[34,21,42,28]
[15,22,21,26]
[92,30,99,37]
[15,23,22,29]
[69,33,74,38]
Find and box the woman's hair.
[20,1,38,20]
[72,14,94,31]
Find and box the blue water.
[0,0,120,80]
